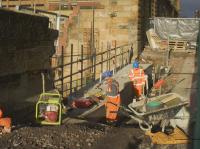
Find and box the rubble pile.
[0,123,111,149]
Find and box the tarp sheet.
[150,18,200,42]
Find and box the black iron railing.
[52,42,131,97]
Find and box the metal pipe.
[70,44,73,95]
[122,47,124,67]
[101,52,103,74]
[81,45,83,87]
[61,46,64,98]
[41,73,45,94]
[33,0,36,13]
[107,42,109,70]
[114,40,117,71]
[150,17,200,20]
[108,43,111,70]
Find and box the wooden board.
[146,128,189,145]
[169,41,187,51]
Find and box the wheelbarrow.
[122,93,189,131]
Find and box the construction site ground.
[0,50,196,149]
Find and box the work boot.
[2,127,11,133]
[106,120,117,126]
[132,98,137,103]
[138,95,145,101]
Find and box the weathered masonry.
[1,0,180,55]
[0,9,57,115]
[45,0,180,96]
[1,0,180,97]
[46,0,180,56]
[0,0,47,9]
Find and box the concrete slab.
[170,53,197,134]
[172,55,197,101]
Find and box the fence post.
[70,44,73,95]
[114,40,117,71]
[108,43,111,70]
[61,46,64,98]
[122,47,124,67]
[106,42,109,70]
[81,45,83,88]
[101,52,103,74]
[126,48,129,65]
[94,48,96,81]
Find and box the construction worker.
[104,72,121,125]
[129,60,146,100]
[0,108,11,133]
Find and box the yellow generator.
[35,92,62,125]
[35,73,63,125]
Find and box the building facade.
[49,0,180,55]
[0,0,48,9]
[1,0,180,56]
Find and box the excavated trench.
[0,51,193,149]
[0,69,150,149]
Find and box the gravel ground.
[0,122,111,149]
[0,122,150,149]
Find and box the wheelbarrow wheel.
[164,125,174,135]
[151,124,162,133]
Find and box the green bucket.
[146,101,163,112]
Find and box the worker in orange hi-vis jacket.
[129,60,146,100]
[103,72,121,125]
[0,109,11,133]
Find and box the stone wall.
[38,0,179,96]
[77,0,139,55]
[0,9,58,116]
[61,0,139,85]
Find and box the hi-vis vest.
[129,68,145,86]
[106,79,119,97]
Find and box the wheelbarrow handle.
[128,115,151,131]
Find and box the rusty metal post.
[108,43,111,70]
[126,48,128,65]
[106,42,109,70]
[114,40,117,70]
[122,47,124,67]
[81,45,83,87]
[70,44,73,95]
[61,46,64,98]
[93,48,96,81]
[101,52,103,73]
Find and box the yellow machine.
[35,92,62,125]
[35,73,63,125]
